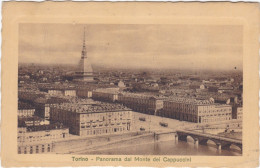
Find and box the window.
[47,144,50,152]
[36,146,39,153]
[42,145,45,153]
[18,147,21,154]
[30,146,33,154]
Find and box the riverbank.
[78,138,242,156]
[53,131,157,154]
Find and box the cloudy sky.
[19,23,243,70]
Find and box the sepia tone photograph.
[2,2,259,167]
[18,23,243,156]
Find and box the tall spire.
[81,27,87,58]
[74,26,94,82]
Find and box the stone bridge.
[176,130,242,151]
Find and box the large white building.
[50,99,132,136]
[161,97,232,123]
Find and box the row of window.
[18,144,51,154]
[82,126,129,135]
[201,117,231,123]
[80,117,130,123]
[18,132,67,142]
[80,121,130,128]
[18,110,35,117]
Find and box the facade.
[64,90,77,97]
[34,97,69,120]
[17,123,69,154]
[18,123,69,143]
[92,88,120,102]
[76,89,93,98]
[18,116,45,127]
[161,98,232,123]
[39,85,77,97]
[18,142,54,154]
[18,109,35,118]
[48,89,63,96]
[35,103,51,120]
[47,89,76,97]
[237,107,243,120]
[50,100,132,136]
[118,92,164,115]
[18,102,35,118]
[232,106,243,120]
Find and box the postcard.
[1,2,259,167]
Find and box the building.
[218,86,234,93]
[18,91,46,104]
[39,85,77,97]
[18,102,35,118]
[47,89,64,96]
[18,123,69,143]
[76,89,93,98]
[74,27,94,82]
[237,107,243,120]
[50,99,132,136]
[161,97,232,123]
[18,141,54,154]
[34,97,69,120]
[18,123,69,154]
[18,116,46,127]
[232,106,243,120]
[116,81,125,88]
[92,88,120,102]
[118,92,164,115]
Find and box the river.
[79,139,242,156]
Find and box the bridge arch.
[186,135,196,142]
[230,143,242,151]
[178,134,188,141]
[206,139,219,146]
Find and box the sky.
[19,23,243,70]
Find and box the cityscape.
[18,24,243,155]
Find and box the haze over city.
[19,24,242,70]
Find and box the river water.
[81,139,242,156]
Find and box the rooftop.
[119,92,166,100]
[93,88,120,94]
[26,123,67,132]
[18,91,46,101]
[38,84,76,91]
[52,99,131,114]
[18,102,35,110]
[34,97,69,104]
[164,97,213,105]
[18,116,45,127]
